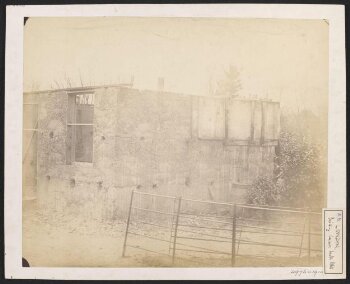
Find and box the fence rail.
[122,190,322,266]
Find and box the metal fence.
[234,204,322,265]
[122,190,177,261]
[122,190,322,266]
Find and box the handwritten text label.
[324,210,343,274]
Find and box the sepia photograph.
[5,3,346,280]
[22,16,327,268]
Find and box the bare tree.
[214,65,241,97]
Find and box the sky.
[24,17,328,113]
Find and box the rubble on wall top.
[23,84,279,104]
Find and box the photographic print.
[5,4,346,280]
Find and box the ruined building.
[23,85,280,220]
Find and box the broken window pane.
[76,93,94,105]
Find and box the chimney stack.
[157,77,164,92]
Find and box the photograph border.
[4,3,346,280]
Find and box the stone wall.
[24,86,279,221]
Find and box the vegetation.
[247,110,327,209]
[214,65,242,97]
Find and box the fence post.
[231,203,237,266]
[236,207,244,255]
[168,197,177,254]
[308,211,311,264]
[298,214,307,258]
[172,197,182,265]
[122,190,134,257]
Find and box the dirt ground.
[23,200,322,268]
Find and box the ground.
[23,200,322,268]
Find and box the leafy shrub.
[247,176,279,206]
[248,111,326,209]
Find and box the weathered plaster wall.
[24,86,279,221]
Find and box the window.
[66,92,94,164]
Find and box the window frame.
[66,91,95,164]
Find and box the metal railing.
[233,203,322,265]
[122,190,322,266]
[122,190,177,263]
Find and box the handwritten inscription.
[324,210,343,274]
[290,268,323,278]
